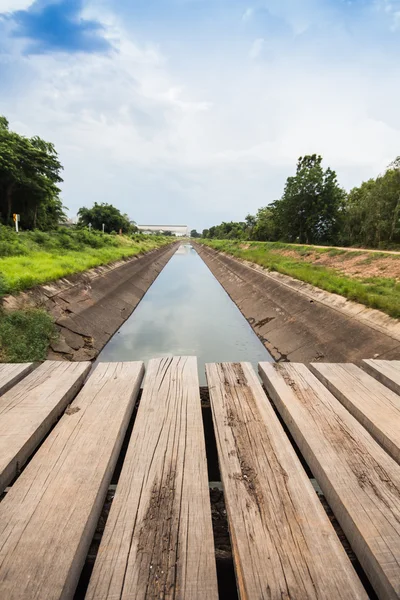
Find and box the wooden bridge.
[0,357,399,599]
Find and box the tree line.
[2,116,399,246]
[0,116,136,233]
[202,154,400,248]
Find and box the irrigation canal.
[96,243,272,383]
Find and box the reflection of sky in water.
[96,244,272,384]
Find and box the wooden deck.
[0,358,399,599]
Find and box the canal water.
[96,244,272,384]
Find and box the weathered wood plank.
[0,360,91,493]
[0,361,144,600]
[311,363,400,464]
[0,363,37,395]
[86,357,218,600]
[259,362,400,600]
[206,362,367,600]
[362,359,400,396]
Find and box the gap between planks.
[259,362,400,600]
[310,362,400,464]
[362,359,400,396]
[206,361,367,600]
[0,361,144,600]
[0,360,91,494]
[86,356,219,600]
[0,363,38,396]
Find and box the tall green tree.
[343,158,400,247]
[78,202,132,233]
[274,155,345,244]
[250,206,280,241]
[0,116,65,229]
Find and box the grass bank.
[0,226,172,295]
[198,239,400,319]
[0,226,174,362]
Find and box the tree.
[77,202,132,233]
[343,159,400,247]
[251,206,280,241]
[274,155,345,245]
[197,154,400,249]
[190,229,200,238]
[0,116,65,229]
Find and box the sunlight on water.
[96,244,272,384]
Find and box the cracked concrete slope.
[194,243,400,363]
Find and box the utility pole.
[102,223,105,233]
[88,222,92,232]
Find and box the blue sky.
[0,0,399,230]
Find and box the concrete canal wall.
[4,242,179,361]
[194,243,400,363]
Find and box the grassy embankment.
[0,226,172,362]
[198,239,400,319]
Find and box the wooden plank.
[259,362,400,600]
[362,359,400,396]
[206,362,367,600]
[0,361,144,600]
[0,360,91,494]
[86,357,218,600]
[0,363,37,395]
[311,363,400,464]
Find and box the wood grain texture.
[259,362,400,600]
[310,363,400,464]
[362,359,400,396]
[0,363,37,395]
[0,360,91,493]
[86,357,218,600]
[206,362,367,600]
[0,361,144,600]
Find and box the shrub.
[0,309,57,362]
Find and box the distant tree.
[342,158,400,247]
[77,202,131,233]
[244,214,256,237]
[202,229,209,238]
[0,116,65,229]
[274,154,345,245]
[204,221,247,240]
[251,206,280,241]
[190,229,200,238]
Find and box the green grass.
[0,309,58,362]
[199,239,400,319]
[0,226,174,362]
[0,226,172,295]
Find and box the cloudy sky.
[0,0,399,231]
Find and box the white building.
[137,224,188,237]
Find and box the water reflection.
[96,244,272,384]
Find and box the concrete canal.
[96,243,272,383]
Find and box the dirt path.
[274,248,400,279]
[287,243,400,255]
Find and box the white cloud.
[263,0,322,35]
[0,0,34,12]
[1,1,400,230]
[377,0,400,29]
[242,7,254,22]
[249,38,265,59]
